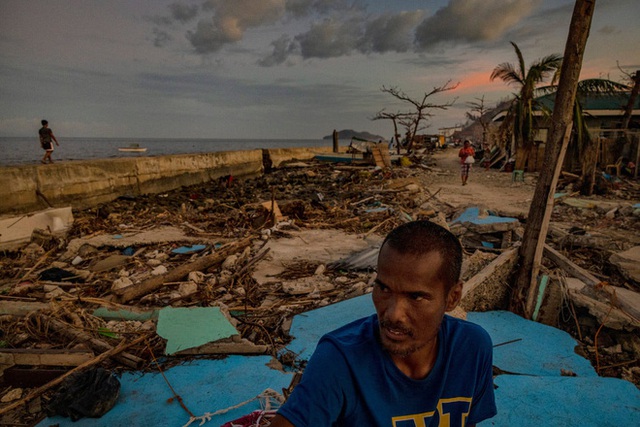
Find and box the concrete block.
[0,207,73,251]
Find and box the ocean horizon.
[0,137,336,167]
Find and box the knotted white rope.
[181,389,284,427]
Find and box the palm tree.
[491,42,562,170]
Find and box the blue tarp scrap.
[38,357,293,427]
[450,207,518,226]
[171,244,207,254]
[284,296,640,426]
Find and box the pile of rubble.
[1,157,639,424]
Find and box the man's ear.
[446,281,463,311]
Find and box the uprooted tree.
[374,81,458,152]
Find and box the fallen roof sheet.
[37,296,640,427]
[468,310,596,377]
[489,376,640,426]
[284,295,640,426]
[38,356,293,427]
[451,207,518,232]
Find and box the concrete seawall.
[0,146,336,215]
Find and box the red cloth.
[220,410,276,427]
[458,147,475,164]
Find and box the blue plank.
[468,311,597,377]
[481,375,640,427]
[285,295,375,360]
[39,357,293,427]
[450,207,518,226]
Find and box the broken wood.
[461,247,519,300]
[564,278,640,330]
[0,334,147,417]
[32,313,145,369]
[115,237,253,303]
[544,244,640,323]
[174,337,268,355]
[0,349,94,367]
[511,0,595,318]
[0,300,49,317]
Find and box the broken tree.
[510,0,597,318]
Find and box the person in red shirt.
[458,140,475,186]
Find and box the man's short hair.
[41,120,48,126]
[379,220,462,290]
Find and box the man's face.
[373,245,461,361]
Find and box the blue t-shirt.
[278,314,496,426]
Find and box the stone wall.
[0,146,335,215]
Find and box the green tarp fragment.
[157,307,238,355]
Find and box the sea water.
[0,137,332,167]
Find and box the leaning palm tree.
[491,42,562,170]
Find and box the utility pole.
[510,0,597,318]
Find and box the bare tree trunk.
[510,0,596,318]
[579,136,599,195]
[621,70,640,130]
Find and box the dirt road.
[423,147,536,217]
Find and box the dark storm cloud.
[415,0,541,49]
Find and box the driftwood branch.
[32,313,145,369]
[115,237,253,303]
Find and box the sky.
[1,0,638,140]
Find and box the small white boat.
[118,143,147,153]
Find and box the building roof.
[536,91,640,113]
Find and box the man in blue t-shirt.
[270,220,497,426]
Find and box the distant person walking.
[458,140,475,186]
[39,119,59,164]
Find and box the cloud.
[285,0,365,18]
[415,0,541,49]
[296,17,364,58]
[258,35,297,66]
[597,25,619,35]
[169,3,199,23]
[153,28,173,47]
[187,0,286,53]
[360,11,424,54]
[268,9,422,62]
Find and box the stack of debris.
[0,158,638,425]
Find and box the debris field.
[1,152,639,425]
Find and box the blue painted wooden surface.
[39,295,640,426]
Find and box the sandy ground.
[423,148,537,217]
